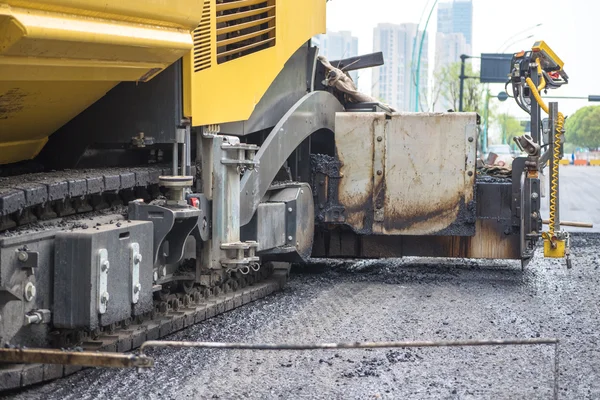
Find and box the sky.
[326,0,600,120]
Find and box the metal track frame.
[0,274,287,390]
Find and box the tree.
[433,62,485,114]
[495,114,525,145]
[565,105,600,150]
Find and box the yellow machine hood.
[0,0,205,165]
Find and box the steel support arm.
[239,91,344,226]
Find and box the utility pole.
[458,54,467,112]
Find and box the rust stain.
[0,88,27,120]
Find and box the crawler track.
[0,272,287,390]
[0,166,290,391]
[0,165,171,233]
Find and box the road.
[540,166,600,232]
[7,168,600,400]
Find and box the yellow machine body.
[183,0,326,126]
[0,0,206,164]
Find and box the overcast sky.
[326,0,598,119]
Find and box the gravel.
[7,233,600,400]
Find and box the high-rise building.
[437,0,473,46]
[316,30,359,83]
[435,0,473,111]
[435,32,470,73]
[372,23,428,111]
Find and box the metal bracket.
[98,249,109,315]
[130,243,141,304]
[220,143,259,168]
[220,241,259,269]
[128,201,201,266]
[16,249,39,270]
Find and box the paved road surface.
[540,166,600,232]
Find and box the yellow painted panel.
[589,159,600,166]
[0,1,204,164]
[185,0,326,126]
[0,81,117,163]
[4,1,205,29]
[559,159,569,165]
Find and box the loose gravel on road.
[7,233,600,400]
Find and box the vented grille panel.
[193,0,212,72]
[216,0,276,64]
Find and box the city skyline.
[326,0,591,117]
[372,23,428,111]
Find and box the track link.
[0,272,288,390]
[0,165,170,233]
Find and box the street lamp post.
[414,0,438,112]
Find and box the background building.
[316,30,359,83]
[434,0,473,111]
[372,23,428,111]
[437,0,473,46]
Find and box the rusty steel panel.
[335,112,478,236]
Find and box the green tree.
[565,105,600,150]
[495,114,525,145]
[432,62,485,114]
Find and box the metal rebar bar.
[139,338,558,354]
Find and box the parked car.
[485,144,514,167]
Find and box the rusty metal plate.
[335,112,477,236]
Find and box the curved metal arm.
[240,91,344,226]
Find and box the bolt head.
[101,292,110,303]
[377,170,383,176]
[134,254,143,264]
[101,260,110,272]
[532,192,539,199]
[377,136,383,142]
[288,207,293,213]
[17,251,28,262]
[134,284,141,294]
[288,236,293,241]
[153,271,159,282]
[468,137,474,142]
[24,282,36,302]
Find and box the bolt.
[468,137,474,142]
[101,260,110,272]
[24,282,36,302]
[467,171,474,177]
[101,292,110,304]
[134,253,142,264]
[300,189,304,194]
[288,207,293,213]
[160,266,167,277]
[17,251,28,262]
[532,192,539,199]
[288,236,293,241]
[532,212,538,218]
[153,271,159,282]
[25,313,41,325]
[134,284,141,294]
[296,242,300,247]
[377,136,383,142]
[377,170,383,176]
[202,218,208,229]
